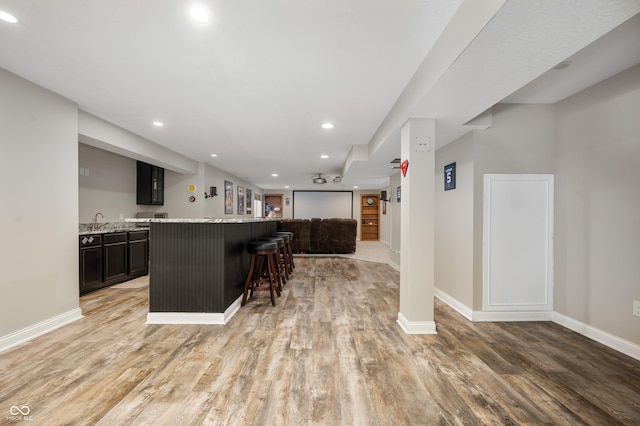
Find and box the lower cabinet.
[104,233,128,285]
[128,231,149,278]
[80,235,103,295]
[79,230,148,295]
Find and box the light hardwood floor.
[1,257,639,425]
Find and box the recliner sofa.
[277,218,357,254]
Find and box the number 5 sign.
[444,162,456,191]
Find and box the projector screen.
[293,191,353,219]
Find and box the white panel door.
[483,174,554,311]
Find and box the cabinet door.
[152,166,164,205]
[137,161,164,205]
[80,246,103,295]
[104,242,128,283]
[128,239,148,277]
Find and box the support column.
[397,118,436,334]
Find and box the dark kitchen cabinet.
[79,230,149,295]
[79,234,103,295]
[128,231,148,277]
[103,233,128,284]
[136,161,164,205]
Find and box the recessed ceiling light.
[0,11,18,24]
[353,186,359,189]
[321,123,334,129]
[285,185,290,189]
[210,154,217,157]
[271,173,278,177]
[153,121,163,127]
[190,6,209,23]
[320,155,329,159]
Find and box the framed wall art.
[246,188,252,214]
[224,180,233,214]
[237,186,245,215]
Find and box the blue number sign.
[444,162,456,191]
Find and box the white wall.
[435,132,474,308]
[554,64,640,345]
[0,68,81,340]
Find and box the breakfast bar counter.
[129,218,278,324]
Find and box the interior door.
[483,174,554,312]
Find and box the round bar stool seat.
[259,236,287,288]
[275,231,295,272]
[241,240,279,306]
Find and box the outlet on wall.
[634,301,640,317]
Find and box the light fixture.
[353,186,359,189]
[190,7,209,23]
[271,173,278,177]
[0,10,18,24]
[321,123,334,129]
[204,186,218,198]
[210,154,217,157]
[153,121,163,127]
[320,154,329,159]
[284,185,290,189]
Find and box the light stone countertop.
[124,218,279,224]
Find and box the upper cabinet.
[136,161,164,205]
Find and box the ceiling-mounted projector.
[312,174,327,184]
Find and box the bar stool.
[275,231,294,274]
[241,240,280,306]
[259,236,287,288]
[267,234,291,281]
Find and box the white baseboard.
[434,288,473,321]
[397,312,437,334]
[0,308,83,353]
[552,311,640,362]
[146,296,242,325]
[434,291,640,362]
[388,260,400,272]
[472,310,553,322]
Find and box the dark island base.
[148,221,277,321]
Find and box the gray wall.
[79,145,262,221]
[0,68,80,337]
[472,103,556,309]
[389,172,402,268]
[79,143,137,222]
[554,64,640,344]
[435,132,474,308]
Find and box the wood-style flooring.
[1,257,639,425]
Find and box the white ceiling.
[1,1,639,191]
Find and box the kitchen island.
[129,218,278,324]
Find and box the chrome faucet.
[92,212,104,231]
